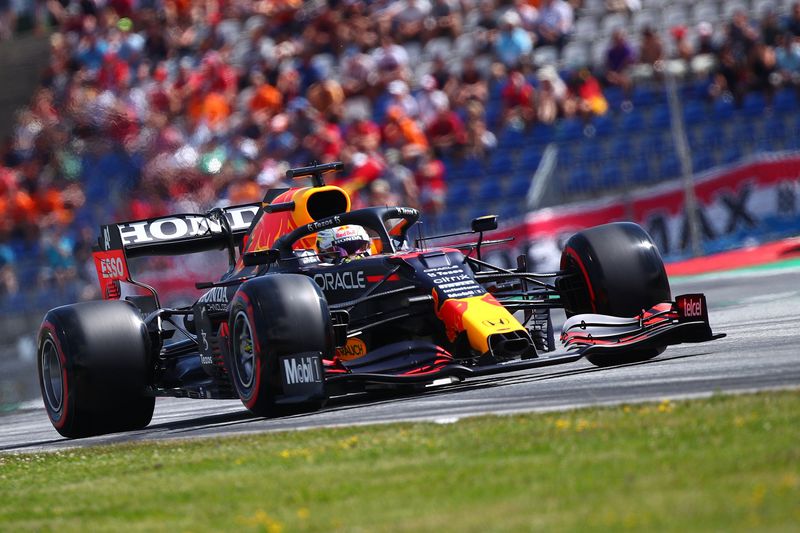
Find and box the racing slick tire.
[37,301,155,438]
[228,274,331,418]
[560,222,672,367]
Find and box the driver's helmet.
[316,225,372,263]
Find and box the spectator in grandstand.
[568,68,608,118]
[536,65,568,125]
[726,9,759,63]
[696,22,718,55]
[671,25,694,63]
[749,40,778,101]
[604,28,635,97]
[709,44,747,106]
[451,56,489,108]
[416,74,447,127]
[464,117,497,161]
[638,26,664,67]
[760,8,782,48]
[413,148,447,217]
[500,70,536,128]
[494,10,533,68]
[785,2,800,39]
[381,105,429,153]
[425,92,468,155]
[775,32,800,86]
[391,0,430,44]
[535,0,573,51]
[426,0,463,41]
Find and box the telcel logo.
[683,298,702,317]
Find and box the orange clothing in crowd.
[249,83,283,114]
[201,92,231,126]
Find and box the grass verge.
[1,391,799,532]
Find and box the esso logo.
[683,298,702,317]
[100,257,125,279]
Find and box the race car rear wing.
[92,203,260,301]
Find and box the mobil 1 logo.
[280,352,324,396]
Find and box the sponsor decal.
[306,215,342,233]
[313,271,366,291]
[336,338,367,361]
[197,286,229,312]
[481,317,509,327]
[103,226,111,251]
[282,355,322,385]
[117,205,259,246]
[93,250,128,281]
[424,265,485,299]
[677,294,705,319]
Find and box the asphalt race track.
[2,266,799,454]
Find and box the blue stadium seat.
[620,111,646,133]
[590,114,615,137]
[713,97,736,120]
[565,167,593,194]
[692,150,714,173]
[487,150,515,176]
[447,181,471,204]
[527,123,556,145]
[555,118,585,142]
[600,161,622,189]
[683,100,708,125]
[649,104,672,129]
[631,86,662,108]
[519,148,543,171]
[476,179,503,202]
[774,88,798,113]
[498,126,525,147]
[659,154,680,180]
[629,155,652,184]
[508,172,532,197]
[742,92,767,116]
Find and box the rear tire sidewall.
[37,300,154,438]
[560,222,672,366]
[228,274,331,417]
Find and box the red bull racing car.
[37,162,723,438]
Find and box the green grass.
[1,391,799,532]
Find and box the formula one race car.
[37,162,723,438]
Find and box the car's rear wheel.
[560,222,672,367]
[228,274,330,417]
[37,301,155,438]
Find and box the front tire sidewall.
[228,275,331,417]
[561,222,672,367]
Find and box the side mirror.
[242,249,280,267]
[471,215,498,233]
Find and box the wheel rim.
[40,338,63,413]
[233,310,256,389]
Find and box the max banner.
[480,153,800,271]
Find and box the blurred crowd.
[0,0,797,311]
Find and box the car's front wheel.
[227,274,330,417]
[560,222,672,367]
